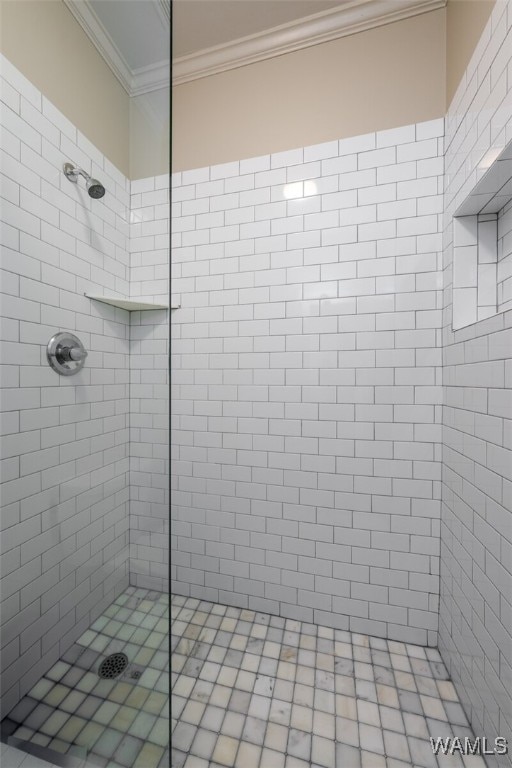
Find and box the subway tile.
[170,113,445,642]
[0,59,137,717]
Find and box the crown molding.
[132,61,171,97]
[63,0,170,97]
[173,0,446,86]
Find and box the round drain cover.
[98,652,128,679]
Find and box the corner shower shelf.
[85,294,180,311]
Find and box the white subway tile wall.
[129,177,169,592]
[498,199,512,313]
[170,118,445,647]
[452,213,498,328]
[441,0,512,763]
[0,55,132,716]
[0,56,171,726]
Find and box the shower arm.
[63,163,90,183]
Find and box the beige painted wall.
[172,9,446,172]
[0,0,495,177]
[446,0,496,106]
[130,88,170,180]
[0,0,131,176]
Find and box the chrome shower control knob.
[47,332,88,376]
[60,345,87,362]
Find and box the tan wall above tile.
[0,0,497,178]
[172,10,446,172]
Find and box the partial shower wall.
[0,56,131,715]
[440,0,512,762]
[129,175,170,592]
[498,200,512,313]
[171,119,444,646]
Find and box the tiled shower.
[1,1,512,768]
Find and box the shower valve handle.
[58,344,88,362]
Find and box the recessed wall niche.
[452,139,512,329]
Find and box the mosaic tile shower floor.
[2,587,169,768]
[171,595,484,768]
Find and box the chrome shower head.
[86,178,106,199]
[63,163,105,199]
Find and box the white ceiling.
[89,0,170,70]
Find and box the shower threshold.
[7,735,87,767]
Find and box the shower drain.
[98,652,128,679]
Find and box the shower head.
[63,163,106,199]
[86,178,106,199]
